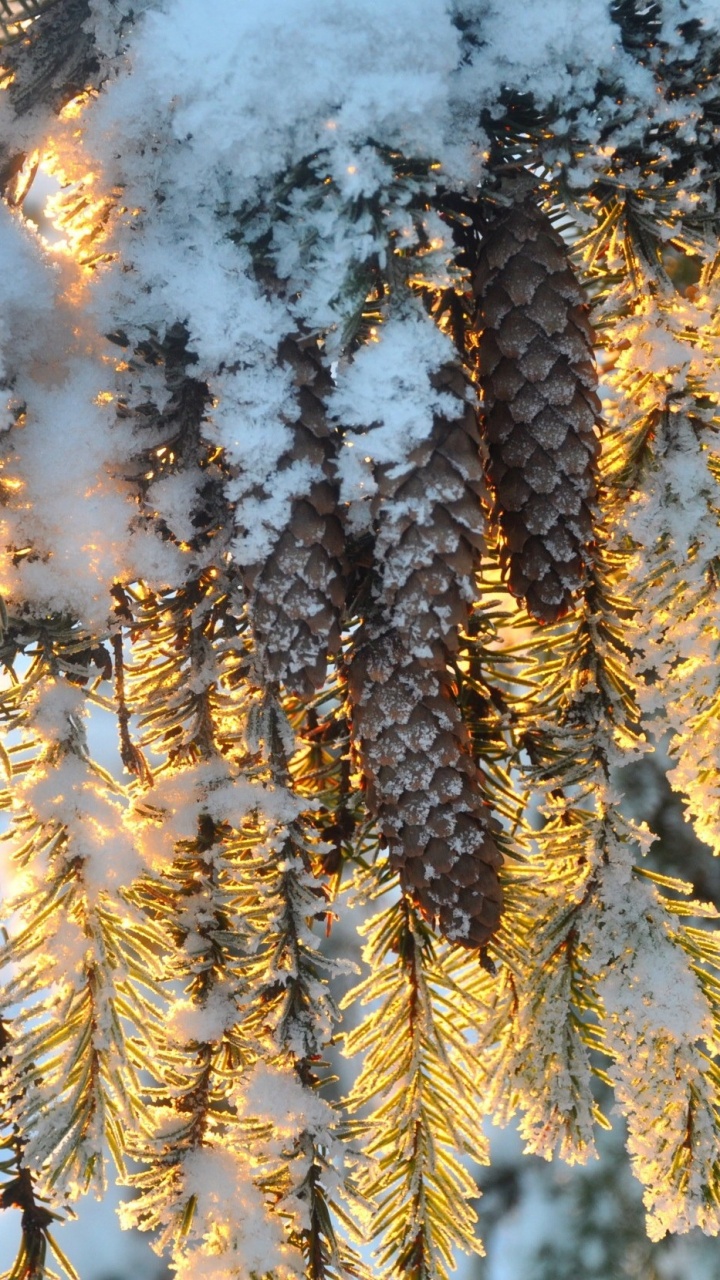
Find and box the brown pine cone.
[373,361,488,659]
[347,627,503,948]
[244,335,346,696]
[474,189,601,622]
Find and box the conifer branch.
[0,636,159,1203]
[242,691,368,1280]
[343,894,488,1280]
[0,0,97,190]
[2,4,720,1271]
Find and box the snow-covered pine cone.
[348,627,503,948]
[474,190,601,622]
[373,362,487,658]
[244,335,346,696]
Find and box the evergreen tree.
[0,3,719,1279]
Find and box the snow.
[332,312,459,489]
[459,0,655,120]
[588,860,712,1045]
[0,204,55,385]
[237,1062,334,1143]
[0,0,720,1273]
[167,990,240,1046]
[90,0,460,194]
[162,1145,296,1278]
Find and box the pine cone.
[474,190,601,622]
[244,336,346,696]
[373,361,488,658]
[348,627,503,948]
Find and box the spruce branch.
[0,1163,77,1280]
[0,1,65,47]
[110,630,151,784]
[0,637,160,1204]
[243,689,369,1280]
[343,893,489,1280]
[2,4,720,1271]
[0,0,97,190]
[502,540,720,1225]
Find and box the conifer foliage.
[0,3,719,1279]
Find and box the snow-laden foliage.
[0,3,720,1278]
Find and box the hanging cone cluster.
[474,186,601,622]
[243,335,346,696]
[347,626,503,948]
[373,361,488,658]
